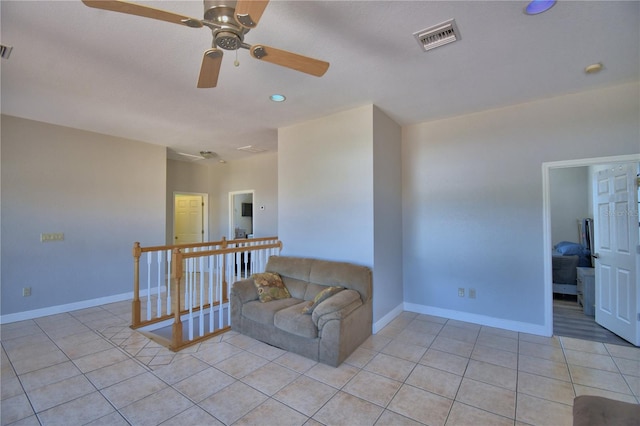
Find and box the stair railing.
[131,237,281,350]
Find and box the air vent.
[413,19,460,52]
[1,44,13,59]
[237,145,267,153]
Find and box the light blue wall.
[1,115,167,317]
[278,105,404,324]
[402,82,640,331]
[372,106,404,325]
[278,106,375,265]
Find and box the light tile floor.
[1,301,639,425]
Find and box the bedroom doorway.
[229,190,254,239]
[543,154,639,346]
[173,192,208,244]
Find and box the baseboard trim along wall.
[403,302,549,337]
[0,290,156,324]
[3,295,549,339]
[372,303,404,333]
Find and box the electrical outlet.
[469,288,476,299]
[458,288,465,297]
[23,287,31,297]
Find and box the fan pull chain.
[234,50,240,67]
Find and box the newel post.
[171,248,183,350]
[131,242,142,327]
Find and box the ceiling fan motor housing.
[215,30,242,50]
[203,0,248,50]
[203,0,236,23]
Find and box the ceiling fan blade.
[235,0,269,28]
[250,45,329,77]
[81,0,203,28]
[197,49,223,88]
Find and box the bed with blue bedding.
[552,241,591,295]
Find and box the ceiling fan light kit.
[82,0,330,88]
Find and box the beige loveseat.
[230,256,372,367]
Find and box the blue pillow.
[555,241,585,256]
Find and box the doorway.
[543,154,639,346]
[173,192,208,244]
[229,190,254,239]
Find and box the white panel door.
[593,163,639,346]
[174,195,204,244]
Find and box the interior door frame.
[542,153,640,337]
[228,189,254,239]
[173,192,209,244]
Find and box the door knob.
[592,253,600,259]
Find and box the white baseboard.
[403,302,550,337]
[1,291,142,324]
[372,302,404,334]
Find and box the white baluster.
[217,254,223,329]
[184,258,189,311]
[188,257,194,341]
[146,253,152,321]
[227,253,232,327]
[166,249,172,315]
[156,250,162,317]
[209,254,214,333]
[199,256,204,337]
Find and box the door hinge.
[637,313,640,322]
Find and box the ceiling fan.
[81,0,330,88]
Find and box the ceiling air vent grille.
[1,45,13,59]
[413,19,460,52]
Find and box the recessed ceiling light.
[524,0,556,15]
[270,94,286,102]
[585,62,604,74]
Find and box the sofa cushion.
[242,298,303,324]
[309,259,372,302]
[302,286,344,314]
[274,303,318,338]
[267,256,313,282]
[312,289,362,330]
[280,277,309,300]
[252,272,291,303]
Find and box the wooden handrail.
[137,236,279,253]
[179,241,283,259]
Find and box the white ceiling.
[2,1,639,162]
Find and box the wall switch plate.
[458,288,465,297]
[23,287,31,297]
[469,288,476,299]
[41,233,64,242]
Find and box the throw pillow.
[252,272,291,303]
[302,286,344,314]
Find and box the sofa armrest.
[230,278,259,304]
[312,289,362,331]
